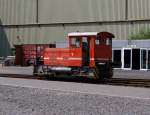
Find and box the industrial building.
[1,0,150,56]
[112,40,150,71]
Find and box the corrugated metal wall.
[1,0,150,25]
[1,21,150,56]
[0,0,37,25]
[2,21,150,44]
[1,0,150,56]
[39,0,125,23]
[128,0,150,20]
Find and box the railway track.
[1,74,150,88]
[104,78,150,88]
[0,74,44,80]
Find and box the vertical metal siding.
[1,0,150,56]
[38,26,66,43]
[131,21,150,36]
[39,0,126,24]
[2,21,150,56]
[63,23,130,40]
[0,0,37,25]
[128,0,150,20]
[15,27,39,44]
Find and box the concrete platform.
[0,77,150,115]
[0,66,33,75]
[114,69,150,79]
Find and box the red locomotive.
[34,32,114,80]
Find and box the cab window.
[106,38,112,45]
[70,37,80,47]
[95,35,100,45]
[95,39,100,45]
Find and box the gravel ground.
[0,67,150,114]
[0,85,150,115]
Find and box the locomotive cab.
[68,32,114,79]
[68,35,91,67]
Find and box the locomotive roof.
[68,32,114,38]
[68,32,98,36]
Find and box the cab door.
[82,37,90,66]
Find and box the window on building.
[113,50,122,68]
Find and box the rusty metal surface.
[15,44,55,66]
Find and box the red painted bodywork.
[89,36,95,67]
[43,32,114,67]
[95,32,114,62]
[44,48,82,66]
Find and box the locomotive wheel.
[95,63,113,80]
[104,63,113,79]
[45,73,55,80]
[93,67,101,79]
[45,75,50,80]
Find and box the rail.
[1,74,150,88]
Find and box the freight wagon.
[15,44,55,66]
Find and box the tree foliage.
[130,28,150,40]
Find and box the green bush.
[130,28,150,40]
